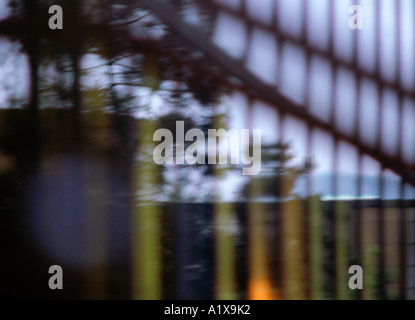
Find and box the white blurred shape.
[361,155,381,198]
[310,129,334,196]
[404,183,415,200]
[311,129,334,176]
[282,115,307,167]
[359,78,379,147]
[246,0,273,25]
[309,54,332,122]
[336,141,358,197]
[357,0,377,73]
[381,88,399,157]
[182,3,204,26]
[335,67,357,136]
[277,0,304,39]
[337,141,359,175]
[400,0,415,92]
[334,0,354,63]
[0,2,10,20]
[280,42,306,105]
[225,90,249,130]
[246,27,278,85]
[382,169,401,200]
[251,100,279,145]
[212,12,247,59]
[80,54,110,88]
[0,38,30,108]
[380,0,397,83]
[307,0,330,50]
[402,98,415,165]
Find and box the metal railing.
[0,0,414,300]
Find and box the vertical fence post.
[215,201,237,299]
[132,118,162,300]
[248,178,274,299]
[213,111,237,300]
[309,195,325,299]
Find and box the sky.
[0,1,9,20]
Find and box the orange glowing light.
[248,279,275,300]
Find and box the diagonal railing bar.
[139,0,415,188]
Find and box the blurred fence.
[0,0,415,300]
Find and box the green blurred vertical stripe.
[335,202,351,300]
[214,201,237,299]
[310,196,324,300]
[132,118,162,300]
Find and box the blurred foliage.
[366,245,399,300]
[241,142,315,200]
[5,0,228,113]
